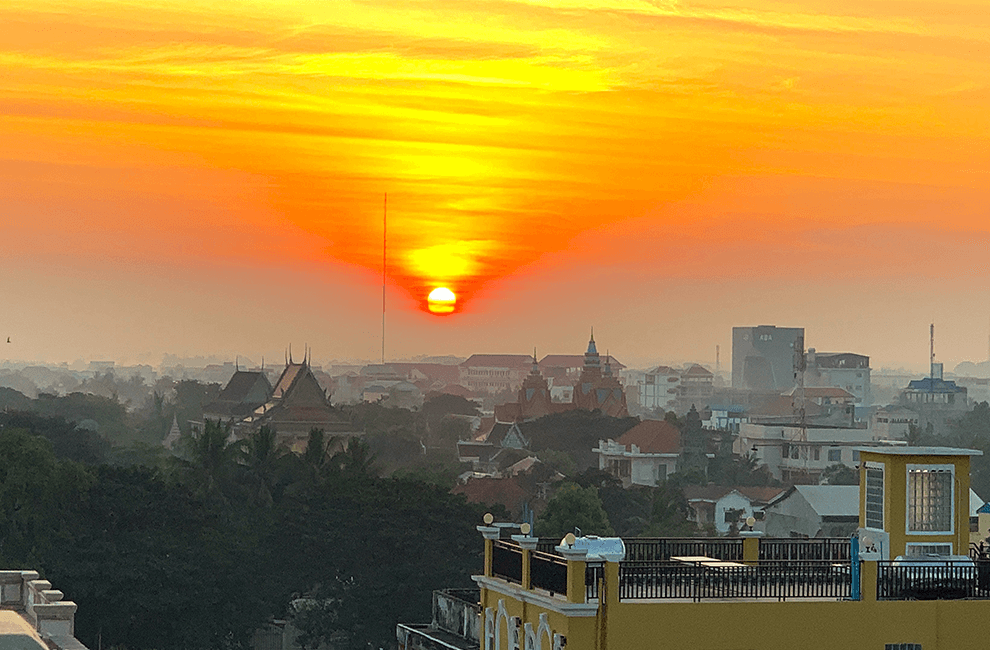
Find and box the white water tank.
[567,535,626,561]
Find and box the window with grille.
[865,466,884,529]
[908,466,953,533]
[906,543,951,557]
[885,644,921,650]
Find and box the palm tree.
[179,419,242,500]
[241,425,286,507]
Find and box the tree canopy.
[0,423,489,650]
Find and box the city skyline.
[2,0,989,371]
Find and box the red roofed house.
[594,419,681,487]
[452,476,530,519]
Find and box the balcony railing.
[492,540,523,585]
[759,538,851,562]
[586,562,603,600]
[530,550,568,597]
[877,560,990,600]
[618,560,851,601]
[623,538,744,562]
[493,537,862,603]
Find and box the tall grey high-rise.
[732,325,804,391]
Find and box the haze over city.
[7,4,990,650]
[3,0,990,372]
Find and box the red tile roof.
[429,384,479,398]
[750,395,823,418]
[683,485,733,502]
[452,477,529,514]
[681,364,714,377]
[790,387,855,399]
[616,419,681,454]
[460,354,535,369]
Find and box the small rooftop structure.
[0,571,87,650]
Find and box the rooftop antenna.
[716,345,721,375]
[235,356,239,372]
[382,193,387,365]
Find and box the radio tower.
[930,322,935,379]
[381,193,387,365]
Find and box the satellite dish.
[862,536,873,548]
[484,513,494,525]
[745,516,756,528]
[563,532,576,547]
[520,522,531,535]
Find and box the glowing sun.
[427,287,456,314]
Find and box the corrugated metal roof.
[793,485,860,517]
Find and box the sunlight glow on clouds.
[2,0,989,330]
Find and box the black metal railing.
[877,560,990,600]
[585,562,604,600]
[492,540,523,584]
[623,538,744,562]
[531,550,568,596]
[759,538,851,562]
[618,560,850,601]
[970,541,990,561]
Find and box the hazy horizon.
[3,0,989,379]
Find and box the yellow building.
[399,446,990,650]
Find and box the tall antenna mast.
[930,322,935,379]
[382,193,387,365]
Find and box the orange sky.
[1,0,989,371]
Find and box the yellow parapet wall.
[605,599,990,650]
[480,580,990,650]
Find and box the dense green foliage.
[525,410,639,471]
[0,425,487,650]
[536,482,614,538]
[571,469,698,537]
